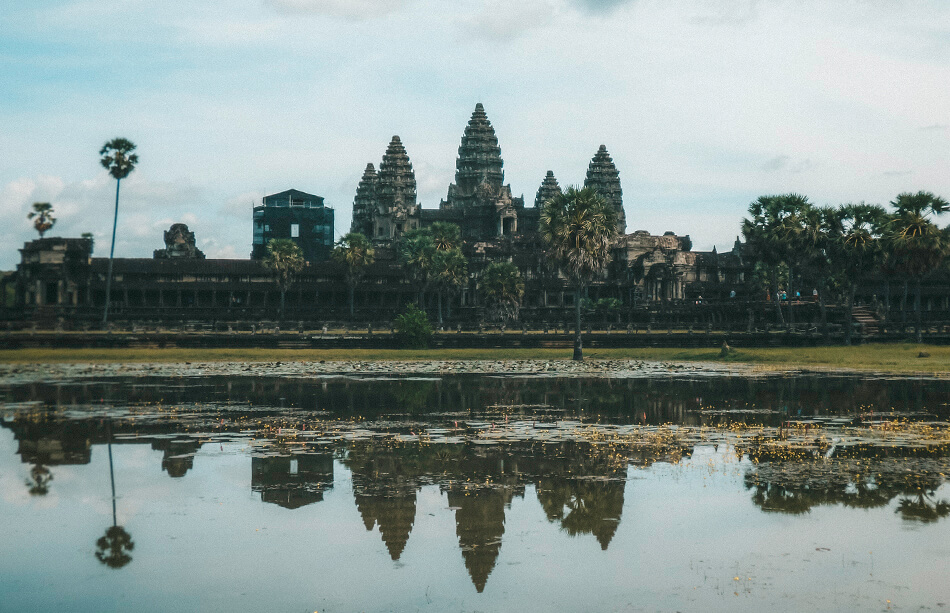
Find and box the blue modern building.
[251,189,334,262]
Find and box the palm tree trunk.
[102,178,121,326]
[915,277,922,343]
[787,265,795,327]
[818,281,829,341]
[883,279,891,324]
[279,288,286,321]
[573,284,583,361]
[771,269,785,326]
[437,290,444,326]
[901,280,908,324]
[845,284,856,346]
[348,283,355,318]
[108,421,116,527]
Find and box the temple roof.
[584,145,625,232]
[377,136,417,213]
[262,189,325,208]
[351,163,379,234]
[534,170,561,208]
[453,103,504,197]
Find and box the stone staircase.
[851,306,880,336]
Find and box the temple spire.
[377,135,418,216]
[453,103,504,198]
[534,170,561,208]
[584,145,625,233]
[350,163,378,236]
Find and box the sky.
[1,0,948,269]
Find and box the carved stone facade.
[349,102,741,308]
[534,171,561,208]
[153,223,205,259]
[370,136,420,242]
[584,145,625,234]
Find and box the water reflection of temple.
[446,485,522,593]
[251,454,334,509]
[350,452,420,561]
[537,478,625,550]
[152,439,201,478]
[345,440,636,591]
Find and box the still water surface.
[2,372,949,611]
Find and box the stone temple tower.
[584,145,625,234]
[441,103,525,239]
[534,171,561,208]
[448,102,504,202]
[350,163,378,237]
[372,136,419,241]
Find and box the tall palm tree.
[887,191,948,341]
[99,138,138,326]
[431,248,468,325]
[263,238,305,321]
[796,205,836,337]
[827,203,888,345]
[397,228,436,310]
[741,194,811,326]
[479,261,524,323]
[27,202,56,238]
[332,232,375,317]
[540,186,619,361]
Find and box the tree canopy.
[479,261,524,322]
[99,138,138,180]
[27,202,55,238]
[540,186,619,360]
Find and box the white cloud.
[2,0,949,270]
[264,0,410,19]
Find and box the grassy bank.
[0,343,947,373]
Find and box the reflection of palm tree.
[750,482,813,515]
[896,493,950,523]
[95,424,134,569]
[95,525,134,569]
[537,478,625,550]
[26,464,52,496]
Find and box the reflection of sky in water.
[2,428,949,612]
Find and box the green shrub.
[394,304,433,349]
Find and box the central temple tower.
[446,103,504,202]
[440,103,526,239]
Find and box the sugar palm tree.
[263,238,305,321]
[887,191,948,341]
[430,221,462,251]
[796,205,836,337]
[332,232,375,317]
[479,261,524,323]
[827,203,888,345]
[741,194,811,326]
[99,138,138,326]
[27,202,56,238]
[431,248,467,325]
[397,228,436,310]
[540,186,619,361]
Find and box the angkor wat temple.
[6,103,947,326]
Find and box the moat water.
[2,371,950,611]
